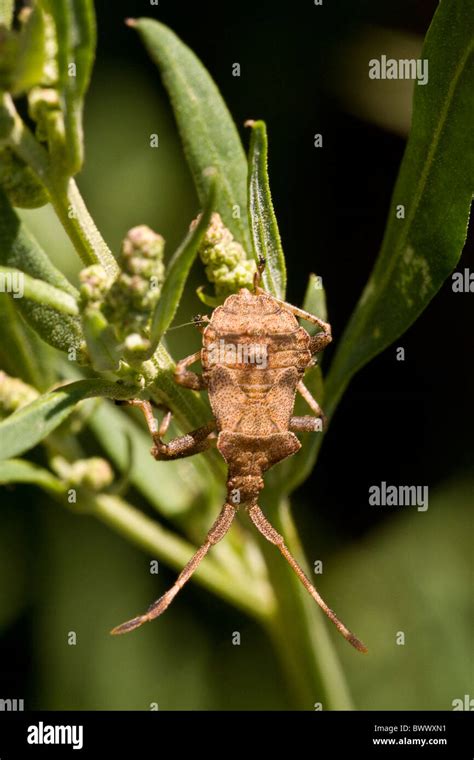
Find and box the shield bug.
[111,263,367,653]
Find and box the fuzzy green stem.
[1,94,118,277]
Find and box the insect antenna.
[167,315,208,331]
[247,503,368,653]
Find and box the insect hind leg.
[111,502,237,635]
[247,503,367,653]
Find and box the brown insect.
[111,264,367,653]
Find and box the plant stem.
[1,94,118,277]
[259,494,354,710]
[56,179,119,278]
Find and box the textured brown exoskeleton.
[111,264,367,652]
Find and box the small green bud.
[196,212,256,296]
[79,265,112,306]
[51,456,114,491]
[28,86,67,167]
[28,86,61,123]
[103,225,165,343]
[0,371,39,416]
[124,332,151,354]
[78,265,121,371]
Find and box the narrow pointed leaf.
[81,307,121,372]
[0,380,141,460]
[0,267,78,314]
[0,458,65,493]
[247,120,286,299]
[147,176,216,355]
[38,0,96,175]
[301,272,328,328]
[0,189,83,352]
[0,295,54,389]
[130,18,250,250]
[325,0,474,422]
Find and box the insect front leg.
[175,350,206,390]
[255,287,332,354]
[122,399,216,460]
[290,380,326,431]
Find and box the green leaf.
[302,273,328,328]
[325,0,474,421]
[246,120,286,298]
[37,0,96,176]
[0,189,83,352]
[0,295,55,390]
[0,266,78,314]
[0,96,119,276]
[81,307,121,372]
[0,379,142,460]
[195,285,224,308]
[10,4,48,96]
[0,190,76,294]
[0,148,49,208]
[88,399,205,517]
[0,458,65,493]
[130,18,250,250]
[147,175,216,355]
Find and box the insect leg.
[121,399,216,460]
[297,380,323,417]
[253,256,266,290]
[293,380,327,429]
[247,503,367,653]
[111,502,237,635]
[290,416,323,433]
[256,287,332,353]
[175,350,206,390]
[151,421,216,461]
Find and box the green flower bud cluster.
[0,371,38,416]
[79,264,111,306]
[197,212,256,296]
[103,226,165,346]
[78,226,165,367]
[51,456,114,492]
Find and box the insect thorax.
[202,289,312,435]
